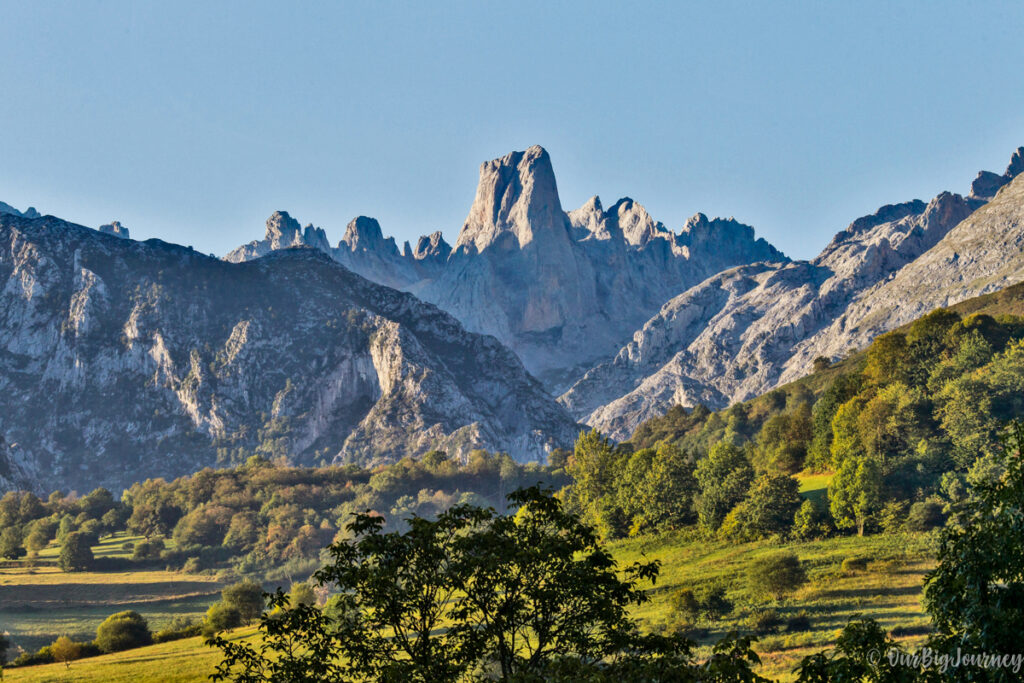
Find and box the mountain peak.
[413,230,452,261]
[0,201,40,219]
[302,223,331,252]
[264,211,302,249]
[1006,146,1024,178]
[98,221,130,239]
[969,145,1024,199]
[455,145,566,252]
[610,198,668,246]
[341,216,399,256]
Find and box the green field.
[0,535,222,654]
[1,529,935,681]
[3,629,254,682]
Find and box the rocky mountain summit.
[0,213,579,492]
[98,221,130,239]
[0,201,40,219]
[564,147,1024,438]
[226,146,785,389]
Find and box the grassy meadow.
[1,534,222,654]
[2,629,254,683]
[612,530,934,680]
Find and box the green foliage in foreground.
[923,420,1024,669]
[209,486,768,682]
[207,421,1024,681]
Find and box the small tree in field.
[50,636,82,669]
[58,532,94,572]
[202,602,242,638]
[747,552,807,601]
[221,581,265,624]
[829,455,883,536]
[288,582,315,607]
[95,610,151,653]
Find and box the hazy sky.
[2,1,1023,259]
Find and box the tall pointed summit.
[456,145,568,253]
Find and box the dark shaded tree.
[58,531,94,572]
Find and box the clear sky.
[2,1,1023,260]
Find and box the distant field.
[0,535,221,654]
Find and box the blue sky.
[2,1,1023,260]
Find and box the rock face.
[98,221,130,239]
[226,212,446,291]
[227,146,786,389]
[0,213,579,492]
[564,148,1024,439]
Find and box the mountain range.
[226,146,786,390]
[0,214,577,492]
[2,143,1023,490]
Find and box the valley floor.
[0,534,222,654]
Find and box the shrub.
[668,588,701,621]
[793,498,832,540]
[221,581,266,623]
[785,610,812,632]
[132,537,164,561]
[0,527,25,560]
[95,610,152,653]
[905,501,945,532]
[840,556,869,574]
[288,581,316,607]
[12,644,55,666]
[878,501,909,534]
[183,557,202,574]
[202,601,243,637]
[747,552,807,600]
[745,608,782,634]
[154,617,202,643]
[58,532,94,572]
[78,519,103,545]
[695,583,734,618]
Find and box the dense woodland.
[574,308,1024,542]
[0,450,566,582]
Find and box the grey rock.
[225,146,785,390]
[0,213,579,492]
[98,221,130,239]
[564,148,1024,439]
